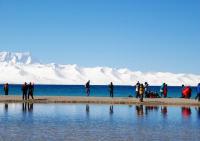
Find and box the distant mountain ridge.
[0,52,199,86]
[0,52,33,64]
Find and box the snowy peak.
[0,52,199,86]
[0,52,33,64]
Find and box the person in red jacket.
[182,86,192,99]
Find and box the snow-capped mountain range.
[0,52,199,86]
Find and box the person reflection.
[86,104,90,115]
[28,103,33,113]
[22,102,27,113]
[182,107,191,118]
[145,106,159,115]
[136,105,144,117]
[110,105,114,115]
[161,106,168,118]
[195,107,200,119]
[22,102,33,113]
[4,103,8,113]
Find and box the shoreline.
[0,96,200,107]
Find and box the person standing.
[139,84,144,102]
[4,83,9,95]
[135,81,140,98]
[163,84,168,98]
[22,82,28,100]
[160,83,165,98]
[28,82,34,100]
[181,85,185,98]
[182,86,192,99]
[109,82,114,98]
[85,80,90,96]
[195,83,200,102]
[144,82,149,97]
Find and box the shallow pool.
[0,103,199,141]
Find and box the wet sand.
[0,96,199,106]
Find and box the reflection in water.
[28,103,33,112]
[22,102,27,113]
[195,107,200,119]
[0,103,199,141]
[110,105,114,115]
[136,105,144,117]
[1,103,200,120]
[4,103,8,113]
[145,106,159,115]
[161,106,168,118]
[86,104,90,117]
[22,103,34,114]
[182,107,191,118]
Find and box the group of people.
[180,84,200,101]
[135,82,157,102]
[135,81,200,102]
[85,81,200,102]
[2,81,200,102]
[3,82,35,100]
[22,82,35,100]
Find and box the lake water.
[0,103,199,141]
[0,85,198,98]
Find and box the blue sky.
[0,0,199,74]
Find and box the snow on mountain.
[0,52,199,86]
[0,52,33,64]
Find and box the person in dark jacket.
[163,84,168,98]
[195,83,200,102]
[85,80,90,96]
[109,82,114,98]
[22,82,28,100]
[4,83,9,95]
[144,82,149,97]
[28,82,34,100]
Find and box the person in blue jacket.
[195,83,200,102]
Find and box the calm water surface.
[0,103,199,141]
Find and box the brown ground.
[0,96,199,107]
